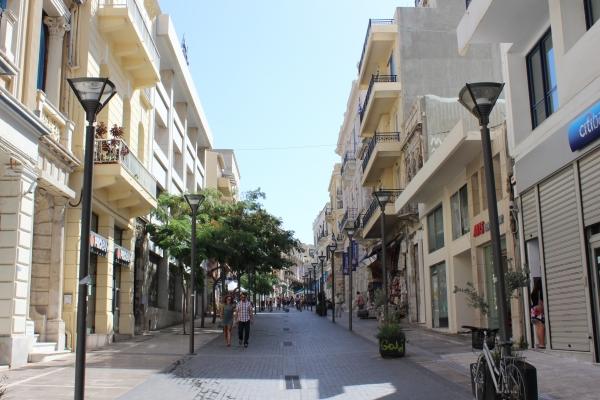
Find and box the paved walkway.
[120,309,471,400]
[331,308,600,400]
[1,321,221,400]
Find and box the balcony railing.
[339,208,358,232]
[98,0,159,72]
[361,132,401,172]
[362,189,403,228]
[359,74,397,122]
[94,138,156,198]
[357,19,395,73]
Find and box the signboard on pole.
[342,252,349,275]
[352,240,358,271]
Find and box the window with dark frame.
[585,0,600,29]
[451,185,470,240]
[427,205,444,253]
[526,29,558,129]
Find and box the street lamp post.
[311,262,318,312]
[373,190,393,321]
[68,77,116,400]
[458,82,509,353]
[309,267,315,311]
[318,253,326,316]
[185,193,205,355]
[327,235,338,323]
[344,223,356,331]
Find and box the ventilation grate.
[285,375,301,389]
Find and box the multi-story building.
[205,149,240,202]
[0,0,80,367]
[458,0,600,360]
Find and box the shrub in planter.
[376,321,405,358]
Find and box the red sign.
[473,221,485,237]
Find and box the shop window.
[91,213,99,233]
[427,205,444,253]
[526,30,558,129]
[430,262,448,328]
[471,172,480,215]
[585,0,600,29]
[451,185,470,240]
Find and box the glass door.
[431,262,448,328]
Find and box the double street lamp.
[327,235,338,323]
[373,190,394,321]
[185,193,205,355]
[68,77,117,400]
[458,82,509,353]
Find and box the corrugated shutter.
[579,148,600,226]
[521,189,538,240]
[539,166,589,352]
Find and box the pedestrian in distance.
[235,292,253,348]
[356,291,365,310]
[220,294,235,347]
[335,293,344,319]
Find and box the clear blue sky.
[161,0,414,244]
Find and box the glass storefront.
[430,262,448,328]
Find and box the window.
[114,226,124,246]
[585,0,600,29]
[526,30,558,128]
[91,213,99,233]
[427,205,444,252]
[451,185,470,239]
[471,172,480,215]
[37,12,49,90]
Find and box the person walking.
[530,278,546,349]
[335,293,344,319]
[235,292,253,348]
[220,294,235,347]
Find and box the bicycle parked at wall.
[462,325,527,400]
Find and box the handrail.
[98,0,159,71]
[357,19,395,73]
[361,132,401,172]
[94,138,156,198]
[360,74,397,122]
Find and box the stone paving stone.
[120,310,471,400]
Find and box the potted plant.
[376,320,405,358]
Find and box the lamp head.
[318,252,326,263]
[311,262,318,268]
[373,189,393,208]
[67,77,117,122]
[458,82,504,125]
[184,193,205,212]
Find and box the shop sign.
[342,252,349,275]
[568,100,600,151]
[472,215,504,238]
[114,244,133,266]
[90,231,108,256]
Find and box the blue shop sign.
[568,101,600,151]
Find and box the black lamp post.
[184,193,205,355]
[311,262,318,311]
[344,223,356,331]
[458,82,509,352]
[327,234,338,323]
[68,77,116,400]
[309,267,315,311]
[373,190,393,321]
[318,252,326,315]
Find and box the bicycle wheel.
[504,363,526,400]
[472,354,486,400]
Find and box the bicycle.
[462,325,527,400]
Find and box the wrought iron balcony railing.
[94,138,156,198]
[339,208,358,232]
[340,151,356,176]
[361,132,401,172]
[359,74,397,122]
[357,19,395,73]
[362,189,403,228]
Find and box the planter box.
[378,335,405,358]
[516,360,538,400]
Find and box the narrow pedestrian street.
[120,310,471,400]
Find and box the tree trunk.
[212,279,217,324]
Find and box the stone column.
[118,228,135,336]
[42,16,70,106]
[46,196,67,350]
[0,165,37,367]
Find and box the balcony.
[361,190,403,239]
[339,208,358,233]
[93,138,157,216]
[360,74,401,136]
[361,132,402,186]
[217,176,233,197]
[456,0,549,54]
[357,19,397,85]
[340,151,356,179]
[97,0,160,87]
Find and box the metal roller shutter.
[539,166,589,352]
[521,189,538,240]
[579,148,600,226]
